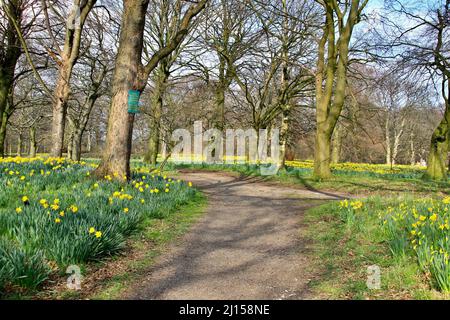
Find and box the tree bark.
[385,113,391,165]
[49,0,97,157]
[94,0,149,179]
[0,0,22,158]
[0,86,9,151]
[425,107,450,180]
[331,122,342,164]
[392,118,405,165]
[0,111,8,157]
[29,127,36,158]
[314,125,332,178]
[72,131,83,161]
[70,93,98,161]
[50,66,72,157]
[87,130,92,152]
[67,129,74,160]
[16,132,22,156]
[144,65,168,165]
[410,131,415,166]
[279,107,290,169]
[214,56,228,131]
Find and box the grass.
[0,156,198,298]
[151,161,450,299]
[304,196,450,299]
[4,155,449,300]
[52,193,207,300]
[168,162,450,196]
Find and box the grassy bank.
[50,193,207,300]
[0,157,198,298]
[305,196,450,299]
[168,162,450,196]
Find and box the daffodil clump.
[379,197,450,292]
[0,157,196,293]
[338,199,365,227]
[286,160,426,179]
[335,196,450,292]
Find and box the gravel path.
[124,171,344,300]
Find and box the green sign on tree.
[128,90,141,114]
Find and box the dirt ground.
[123,171,345,300]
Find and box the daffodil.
[15,207,23,214]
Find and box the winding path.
[124,171,344,300]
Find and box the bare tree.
[94,0,208,179]
[143,0,199,165]
[66,9,113,161]
[383,0,450,179]
[41,0,98,157]
[313,0,368,179]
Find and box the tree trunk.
[29,127,36,158]
[392,118,405,165]
[215,56,227,131]
[410,131,415,166]
[67,131,73,160]
[145,115,161,166]
[50,66,72,157]
[279,107,290,169]
[331,122,342,164]
[49,0,97,157]
[314,124,332,179]
[385,113,391,165]
[313,0,364,179]
[87,130,92,152]
[0,0,22,158]
[144,66,167,165]
[71,130,83,162]
[0,110,8,157]
[425,114,450,180]
[0,85,8,149]
[426,138,448,180]
[94,0,149,179]
[16,132,22,156]
[70,94,98,161]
